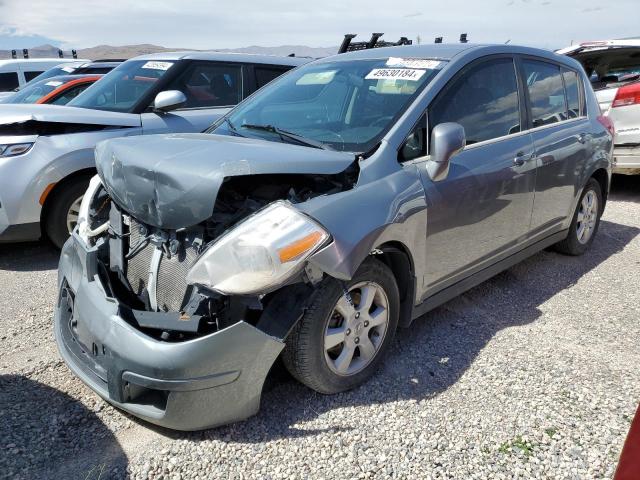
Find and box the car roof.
[318,43,479,62]
[76,61,122,68]
[0,58,89,67]
[129,51,310,66]
[38,74,103,83]
[557,38,640,55]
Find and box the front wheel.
[554,178,603,256]
[44,177,91,249]
[282,258,399,394]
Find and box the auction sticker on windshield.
[141,61,174,71]
[366,68,426,81]
[386,58,443,69]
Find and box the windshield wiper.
[222,117,245,137]
[241,124,331,150]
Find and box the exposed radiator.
[126,218,199,312]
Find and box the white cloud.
[0,0,637,49]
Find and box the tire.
[554,178,603,256]
[44,177,91,249]
[282,258,399,394]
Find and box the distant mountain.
[0,43,338,61]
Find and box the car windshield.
[212,58,444,152]
[0,77,65,104]
[68,60,176,112]
[23,65,78,87]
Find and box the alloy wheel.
[324,281,390,376]
[576,190,598,245]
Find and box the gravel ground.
[1,175,638,480]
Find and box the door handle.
[577,133,590,144]
[513,151,532,167]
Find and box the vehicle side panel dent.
[300,164,427,302]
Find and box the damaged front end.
[55,134,358,430]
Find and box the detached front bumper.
[54,233,284,431]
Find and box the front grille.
[125,217,199,312]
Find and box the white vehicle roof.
[557,38,640,55]
[0,58,90,67]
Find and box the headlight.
[0,143,34,157]
[77,175,104,245]
[186,201,329,295]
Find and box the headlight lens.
[186,201,329,295]
[0,143,34,157]
[76,175,103,245]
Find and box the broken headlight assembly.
[186,201,329,295]
[0,142,33,157]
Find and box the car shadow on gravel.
[0,241,59,272]
[145,218,639,444]
[610,174,640,202]
[0,375,128,480]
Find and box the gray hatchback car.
[55,43,613,430]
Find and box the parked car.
[559,39,640,174]
[0,58,89,92]
[0,74,102,105]
[23,61,121,86]
[0,52,307,247]
[54,43,613,430]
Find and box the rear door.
[417,56,537,294]
[141,61,243,134]
[521,58,592,235]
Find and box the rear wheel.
[554,178,603,256]
[44,177,91,249]
[282,258,399,394]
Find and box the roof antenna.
[22,49,29,59]
[460,33,468,44]
[11,50,17,59]
[72,49,77,59]
[58,49,64,58]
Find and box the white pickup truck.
[559,39,640,175]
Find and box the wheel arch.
[372,241,416,328]
[39,167,96,231]
[590,167,609,209]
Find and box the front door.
[141,61,243,134]
[417,56,537,296]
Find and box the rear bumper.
[613,146,640,175]
[54,233,284,431]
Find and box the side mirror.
[153,90,186,112]
[426,122,466,182]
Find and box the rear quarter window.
[0,72,19,91]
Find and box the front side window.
[523,59,567,127]
[215,58,443,152]
[429,58,521,145]
[165,62,242,108]
[69,60,177,112]
[0,72,19,91]
[562,69,582,118]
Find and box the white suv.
[559,39,640,175]
[0,58,88,92]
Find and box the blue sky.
[0,0,637,51]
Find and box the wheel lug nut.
[354,337,360,344]
[364,321,369,327]
[346,329,351,336]
[355,312,360,319]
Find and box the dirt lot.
[1,175,638,480]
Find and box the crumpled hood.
[0,103,140,127]
[96,133,356,229]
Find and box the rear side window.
[429,57,521,145]
[0,72,19,91]
[24,71,44,82]
[522,60,567,127]
[562,69,582,118]
[255,66,289,89]
[166,62,242,108]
